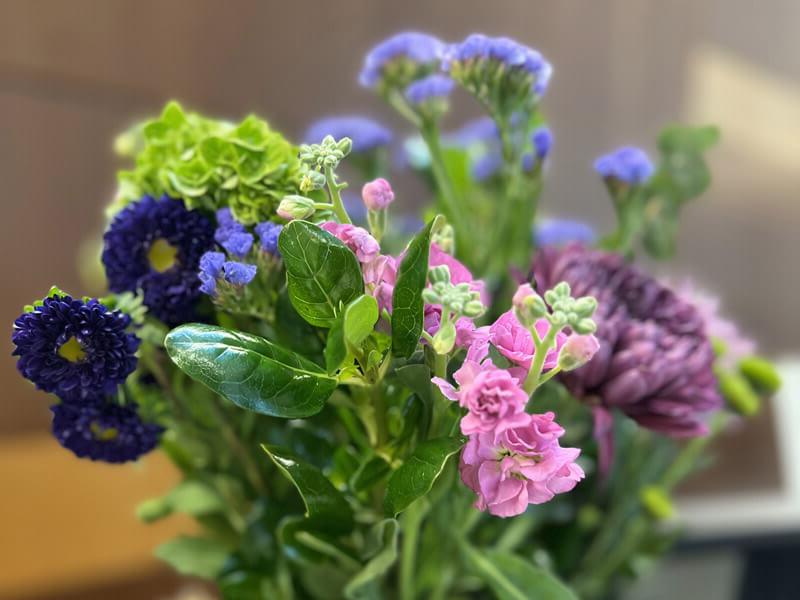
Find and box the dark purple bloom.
[102,195,215,325]
[51,402,162,463]
[12,295,139,398]
[359,32,445,89]
[304,116,393,153]
[404,74,454,104]
[532,244,722,437]
[254,221,283,255]
[594,146,654,184]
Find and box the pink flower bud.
[361,178,395,210]
[558,334,600,371]
[512,283,535,308]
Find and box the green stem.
[209,399,269,497]
[400,500,428,600]
[523,326,557,394]
[420,124,465,237]
[325,166,352,224]
[429,352,449,437]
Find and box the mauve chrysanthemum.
[50,401,162,463]
[102,195,215,325]
[12,295,139,398]
[532,244,722,437]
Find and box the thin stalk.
[399,500,428,600]
[523,326,557,395]
[209,399,269,497]
[325,166,352,224]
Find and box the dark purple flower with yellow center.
[102,195,215,325]
[50,401,162,463]
[12,295,140,398]
[532,244,722,438]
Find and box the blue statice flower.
[50,401,162,463]
[215,207,248,246]
[12,295,139,398]
[534,218,597,247]
[472,151,504,182]
[594,146,655,184]
[444,34,553,103]
[521,126,554,170]
[304,116,393,153]
[198,251,225,295]
[102,195,215,325]
[443,117,499,147]
[221,231,254,258]
[223,261,257,286]
[359,32,445,90]
[254,221,283,255]
[404,74,454,104]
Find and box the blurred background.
[1,1,798,598]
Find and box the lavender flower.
[404,74,454,104]
[532,244,722,437]
[303,116,393,153]
[534,219,596,247]
[594,146,654,184]
[359,32,445,89]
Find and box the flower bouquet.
[11,31,781,599]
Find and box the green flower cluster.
[112,101,302,224]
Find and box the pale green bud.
[640,486,675,520]
[421,288,441,305]
[277,195,316,220]
[429,265,451,285]
[136,497,172,523]
[432,320,457,355]
[463,300,486,318]
[299,170,326,193]
[336,137,353,156]
[432,223,455,254]
[574,296,598,317]
[738,356,781,394]
[718,371,760,417]
[572,318,597,335]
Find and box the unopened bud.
[432,223,455,254]
[428,265,451,285]
[336,137,353,156]
[421,288,440,305]
[136,497,172,523]
[558,334,600,371]
[513,284,547,327]
[574,296,598,317]
[300,170,326,193]
[432,320,456,355]
[718,371,760,417]
[572,318,597,335]
[277,195,316,220]
[640,485,674,520]
[463,300,486,318]
[738,356,781,394]
[362,178,395,211]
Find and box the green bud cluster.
[543,282,597,334]
[432,223,456,254]
[423,265,485,355]
[299,135,353,172]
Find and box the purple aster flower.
[50,402,162,463]
[222,261,257,286]
[12,295,139,398]
[534,219,596,247]
[444,34,553,97]
[221,231,254,258]
[359,31,445,89]
[304,116,393,153]
[102,195,215,325]
[254,221,283,255]
[594,146,655,184]
[532,244,722,437]
[198,251,225,296]
[404,74,454,104]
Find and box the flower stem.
[325,166,352,224]
[523,326,558,395]
[399,499,428,600]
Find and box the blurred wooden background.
[1,0,798,597]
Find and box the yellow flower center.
[147,238,179,273]
[58,336,86,362]
[90,421,119,441]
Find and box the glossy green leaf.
[391,217,441,357]
[344,519,399,600]
[384,437,464,516]
[463,546,578,600]
[350,455,392,493]
[165,324,336,418]
[279,220,364,328]
[324,312,348,374]
[262,445,354,533]
[344,295,379,349]
[154,535,229,578]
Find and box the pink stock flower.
[459,412,585,517]
[489,311,566,372]
[433,358,528,436]
[361,178,395,210]
[363,254,397,314]
[321,222,380,263]
[512,283,536,309]
[558,333,601,371]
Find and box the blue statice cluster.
[198,208,282,297]
[12,293,161,462]
[404,73,454,105]
[359,31,445,91]
[463,122,554,181]
[102,195,215,326]
[594,146,655,185]
[303,116,393,153]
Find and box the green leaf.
[384,437,464,516]
[165,323,336,418]
[344,295,379,349]
[324,312,348,374]
[154,535,229,578]
[350,455,392,493]
[462,546,578,600]
[279,220,364,328]
[655,124,720,202]
[344,519,399,600]
[262,445,354,533]
[391,217,441,357]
